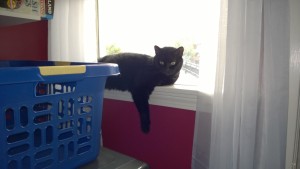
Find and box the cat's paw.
[141,123,150,134]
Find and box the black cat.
[98,45,184,133]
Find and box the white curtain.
[48,0,98,62]
[192,0,290,169]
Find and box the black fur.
[98,45,184,133]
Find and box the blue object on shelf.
[0,60,119,169]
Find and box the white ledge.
[104,84,213,112]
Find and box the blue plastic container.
[0,61,119,169]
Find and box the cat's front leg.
[130,89,152,133]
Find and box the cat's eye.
[159,61,165,65]
[170,62,176,66]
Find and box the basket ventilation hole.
[22,156,31,169]
[5,108,14,130]
[68,99,75,116]
[7,132,29,143]
[68,142,75,158]
[78,96,92,103]
[86,116,92,133]
[58,100,64,119]
[77,118,83,135]
[7,144,29,156]
[58,145,64,162]
[58,131,73,141]
[7,160,17,169]
[36,82,76,96]
[35,159,53,169]
[46,126,53,144]
[77,145,91,155]
[33,102,52,112]
[20,106,28,127]
[58,120,74,130]
[34,129,42,147]
[35,148,52,160]
[78,136,91,145]
[34,114,51,124]
[78,106,92,115]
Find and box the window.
[98,0,220,95]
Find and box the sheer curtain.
[193,0,290,169]
[48,0,98,62]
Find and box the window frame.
[104,85,212,112]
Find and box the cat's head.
[153,45,184,75]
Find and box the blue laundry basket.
[0,61,119,169]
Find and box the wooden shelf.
[0,15,39,27]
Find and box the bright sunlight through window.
[98,0,220,94]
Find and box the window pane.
[98,0,220,93]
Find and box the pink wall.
[102,99,196,169]
[0,21,48,60]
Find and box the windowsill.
[104,84,213,113]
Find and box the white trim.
[104,84,213,112]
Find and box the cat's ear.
[154,45,161,55]
[176,46,184,57]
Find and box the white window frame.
[104,85,212,112]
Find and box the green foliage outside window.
[106,44,121,55]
